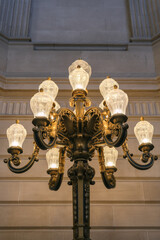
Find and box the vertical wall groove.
[129,0,160,40]
[0,0,32,39]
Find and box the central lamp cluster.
[6,59,157,177]
[5,59,158,240]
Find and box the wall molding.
[0,99,160,116]
[129,0,160,43]
[0,0,32,40]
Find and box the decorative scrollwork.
[48,170,63,191]
[33,125,57,150]
[84,107,103,136]
[4,143,39,174]
[122,140,158,170]
[103,121,128,147]
[57,108,77,138]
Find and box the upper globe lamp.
[99,76,119,99]
[68,59,91,91]
[46,148,59,170]
[134,117,154,145]
[30,89,53,119]
[6,120,27,148]
[39,77,58,101]
[105,87,128,116]
[103,146,118,168]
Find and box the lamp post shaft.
[68,160,95,240]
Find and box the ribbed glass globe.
[30,91,53,118]
[68,59,91,90]
[7,121,27,148]
[99,77,119,99]
[39,78,58,101]
[46,148,59,169]
[105,88,128,115]
[134,120,154,145]
[103,146,118,168]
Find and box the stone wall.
[0,1,160,240]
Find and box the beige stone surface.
[90,230,148,240]
[0,205,72,227]
[0,230,73,240]
[0,1,160,239]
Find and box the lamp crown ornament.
[5,59,158,240]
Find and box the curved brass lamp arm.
[103,121,128,148]
[47,147,66,191]
[33,124,57,150]
[97,147,116,189]
[4,143,39,174]
[122,140,158,170]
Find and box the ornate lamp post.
[4,60,158,240]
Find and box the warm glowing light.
[30,90,53,118]
[103,146,118,168]
[105,88,128,116]
[39,78,58,101]
[10,141,20,147]
[68,59,91,91]
[7,121,27,148]
[46,148,59,169]
[134,118,154,145]
[99,77,119,99]
[106,161,115,167]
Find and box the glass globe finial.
[68,59,91,91]
[6,120,27,148]
[103,146,118,168]
[39,77,58,101]
[46,148,59,169]
[105,88,128,115]
[30,89,53,118]
[99,77,119,99]
[134,117,154,145]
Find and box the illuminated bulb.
[103,146,118,168]
[39,77,58,101]
[105,87,128,115]
[99,77,119,99]
[68,59,91,91]
[46,148,59,169]
[134,117,154,145]
[30,89,53,118]
[6,120,27,148]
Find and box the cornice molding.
[0,99,159,116]
[0,73,159,91]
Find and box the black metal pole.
[68,160,95,240]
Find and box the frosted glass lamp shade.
[30,91,53,118]
[46,148,59,169]
[68,59,91,90]
[105,88,128,115]
[7,121,27,148]
[134,120,154,145]
[103,146,118,168]
[39,78,58,101]
[99,77,119,99]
